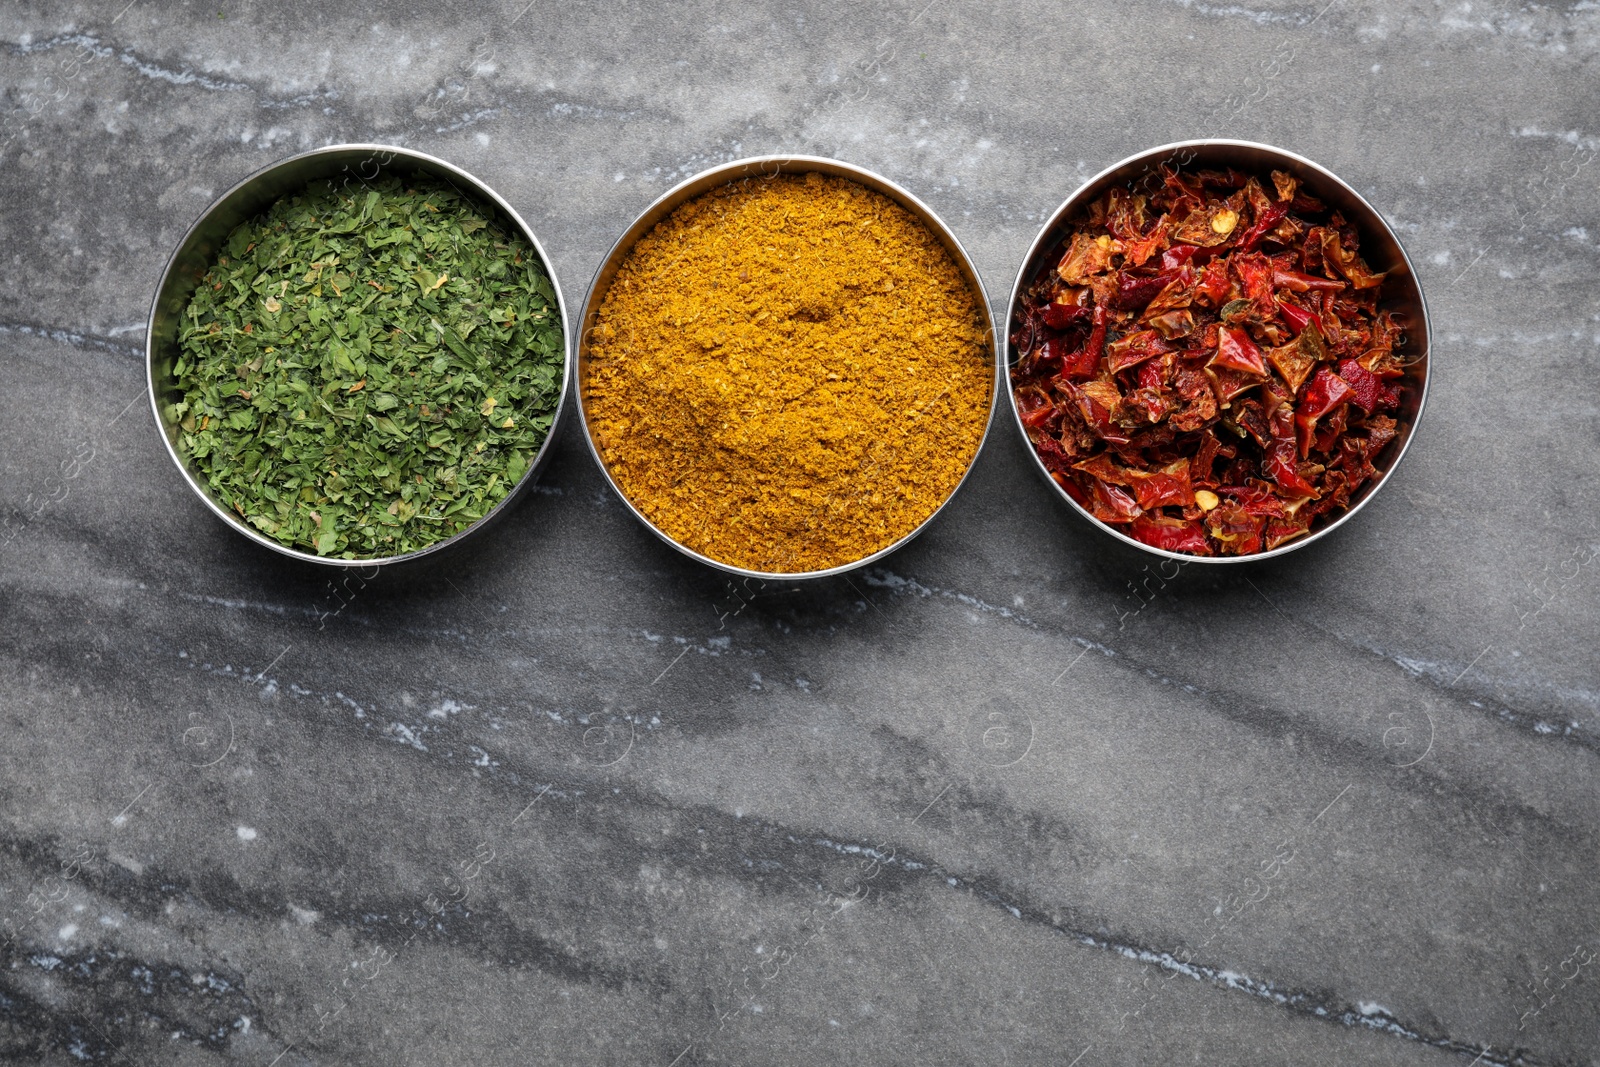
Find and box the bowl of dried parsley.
[146,144,569,565]
[1007,140,1430,561]
[577,156,999,579]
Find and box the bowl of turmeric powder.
[578,156,999,579]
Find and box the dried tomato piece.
[1137,360,1165,391]
[1161,167,1205,212]
[1168,367,1220,433]
[1289,191,1326,213]
[1019,402,1055,431]
[1125,390,1167,426]
[1017,385,1056,428]
[1104,189,1149,241]
[1313,468,1352,513]
[1197,167,1251,191]
[1358,337,1406,379]
[1032,335,1068,375]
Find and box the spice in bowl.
[171,176,564,558]
[1010,165,1410,556]
[584,171,992,574]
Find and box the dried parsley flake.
[172,176,564,558]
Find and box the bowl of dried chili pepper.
[578,156,999,579]
[146,144,571,567]
[1007,140,1429,560]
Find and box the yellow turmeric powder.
[585,171,993,573]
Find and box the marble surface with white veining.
[2,1,1598,1064]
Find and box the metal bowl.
[1005,139,1431,563]
[575,155,1000,581]
[146,144,571,568]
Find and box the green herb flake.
[175,176,564,558]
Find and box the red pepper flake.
[1195,259,1231,306]
[1042,297,1091,330]
[1069,306,1110,380]
[1236,202,1289,252]
[1130,458,1195,510]
[1210,325,1268,376]
[1274,267,1345,293]
[1275,295,1323,338]
[1295,366,1355,457]
[1335,357,1382,413]
[1018,400,1054,431]
[1010,164,1410,555]
[1090,479,1141,524]
[1130,513,1211,554]
[1106,329,1172,374]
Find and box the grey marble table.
[3,1,1598,1064]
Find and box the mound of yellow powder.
[585,171,992,573]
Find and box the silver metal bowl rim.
[575,153,1001,582]
[145,142,573,569]
[1004,138,1432,565]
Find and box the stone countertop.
[2,2,1597,1064]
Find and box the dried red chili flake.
[1211,325,1268,376]
[1130,513,1209,554]
[1011,163,1411,556]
